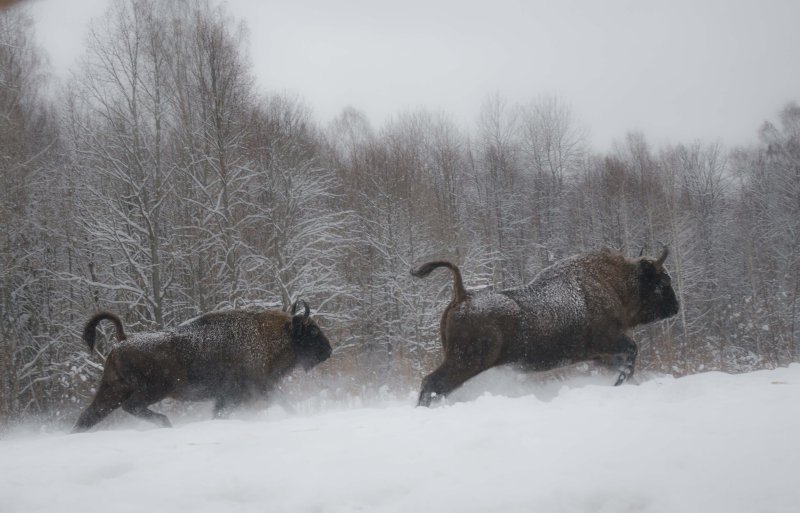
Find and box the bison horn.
[291,299,310,319]
[656,247,670,266]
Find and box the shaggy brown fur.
[412,248,679,406]
[73,301,332,432]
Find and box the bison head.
[636,247,680,324]
[290,300,333,370]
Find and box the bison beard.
[73,301,332,432]
[412,248,680,407]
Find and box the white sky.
[24,0,800,150]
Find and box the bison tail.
[411,261,467,304]
[82,311,127,352]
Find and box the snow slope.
[2,365,799,513]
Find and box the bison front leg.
[121,395,172,428]
[213,393,246,418]
[614,335,638,386]
[592,334,638,386]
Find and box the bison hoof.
[614,368,634,386]
[417,391,438,408]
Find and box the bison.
[412,247,679,406]
[73,300,332,432]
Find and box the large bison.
[73,300,332,432]
[412,248,679,406]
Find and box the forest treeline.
[1,1,798,426]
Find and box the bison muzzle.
[412,248,679,406]
[73,300,332,432]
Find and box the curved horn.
[656,247,670,266]
[291,299,310,318]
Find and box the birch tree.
[169,1,255,310]
[0,8,66,421]
[472,94,525,287]
[519,94,587,261]
[64,0,177,329]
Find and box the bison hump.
[504,278,589,335]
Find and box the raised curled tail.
[82,311,126,352]
[411,261,467,304]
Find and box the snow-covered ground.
[2,365,800,513]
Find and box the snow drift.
[1,365,799,513]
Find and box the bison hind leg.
[72,382,131,433]
[417,361,486,407]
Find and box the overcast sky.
[24,0,800,150]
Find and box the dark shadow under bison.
[412,248,680,406]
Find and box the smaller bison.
[73,300,332,432]
[412,248,679,406]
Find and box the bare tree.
[730,103,800,366]
[4,0,800,426]
[62,0,177,329]
[519,94,587,261]
[243,95,355,314]
[0,8,65,421]
[472,93,525,287]
[165,0,257,312]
